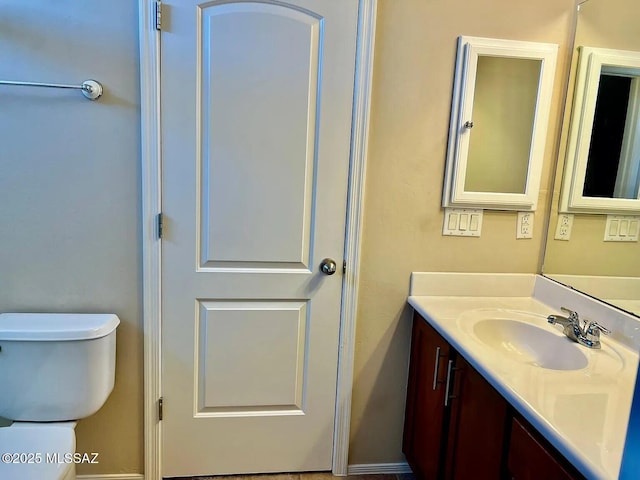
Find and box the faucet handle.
[560,307,580,322]
[582,320,610,349]
[585,320,611,336]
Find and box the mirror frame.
[443,36,558,211]
[559,46,640,214]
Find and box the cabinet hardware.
[444,360,462,407]
[432,346,446,390]
[444,360,454,406]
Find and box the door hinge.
[154,1,162,31]
[343,260,346,274]
[158,397,164,421]
[157,213,164,239]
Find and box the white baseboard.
[77,474,144,480]
[79,467,413,479]
[347,462,413,475]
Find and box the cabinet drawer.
[508,417,579,480]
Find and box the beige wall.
[577,0,639,51]
[543,0,640,279]
[0,1,142,475]
[349,0,576,464]
[544,205,640,276]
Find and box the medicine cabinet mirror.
[442,36,558,211]
[559,47,640,214]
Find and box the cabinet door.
[508,417,582,480]
[445,355,508,480]
[403,313,452,479]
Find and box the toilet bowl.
[0,422,76,480]
[0,313,119,480]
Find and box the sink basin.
[473,319,588,370]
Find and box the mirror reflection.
[465,56,541,194]
[584,68,640,200]
[559,43,640,213]
[543,0,640,317]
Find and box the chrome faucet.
[547,307,611,349]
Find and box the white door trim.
[332,0,377,475]
[138,1,377,478]
[138,1,161,479]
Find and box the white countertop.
[408,273,640,480]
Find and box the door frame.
[138,1,377,478]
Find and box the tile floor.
[180,473,414,480]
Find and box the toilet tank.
[0,313,120,422]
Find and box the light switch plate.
[443,208,483,237]
[516,212,534,239]
[604,215,640,242]
[554,214,574,241]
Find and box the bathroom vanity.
[404,312,583,479]
[404,273,639,480]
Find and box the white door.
[160,0,359,476]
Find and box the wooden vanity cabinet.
[403,312,508,479]
[403,311,453,478]
[507,416,581,480]
[444,355,508,479]
[404,312,584,480]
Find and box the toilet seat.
[0,422,76,480]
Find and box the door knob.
[320,258,337,275]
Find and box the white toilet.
[0,313,119,480]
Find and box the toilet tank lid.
[0,313,120,341]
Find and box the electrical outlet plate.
[554,214,574,241]
[516,212,534,239]
[604,215,640,242]
[443,208,483,237]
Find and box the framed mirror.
[543,0,640,318]
[442,36,558,211]
[560,46,640,214]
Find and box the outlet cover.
[516,212,534,239]
[554,214,574,241]
[443,208,483,237]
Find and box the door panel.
[200,3,321,268]
[161,0,359,476]
[197,300,308,413]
